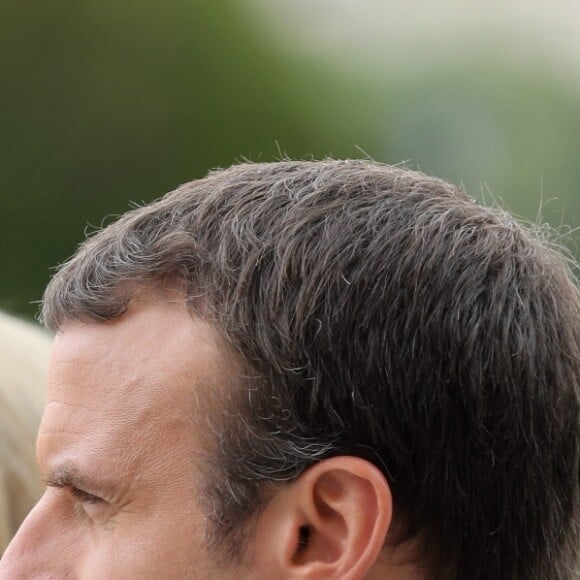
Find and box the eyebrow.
[44,464,96,492]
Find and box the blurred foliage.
[1,2,578,318]
[383,60,580,235]
[0,0,375,317]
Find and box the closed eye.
[41,466,114,522]
[68,486,104,505]
[42,477,104,505]
[67,485,112,523]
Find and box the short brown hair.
[42,160,580,579]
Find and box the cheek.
[82,514,207,579]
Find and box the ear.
[251,456,392,580]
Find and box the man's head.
[1,160,578,579]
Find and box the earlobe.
[251,456,393,579]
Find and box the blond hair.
[0,312,50,553]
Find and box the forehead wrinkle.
[38,395,160,476]
[44,301,242,489]
[39,387,213,494]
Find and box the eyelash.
[69,486,104,505]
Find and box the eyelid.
[42,478,105,504]
[69,486,104,504]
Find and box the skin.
[0,299,232,578]
[0,298,423,579]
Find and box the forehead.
[40,300,233,477]
[50,299,225,398]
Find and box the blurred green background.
[2,0,579,318]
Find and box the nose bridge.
[0,493,75,578]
